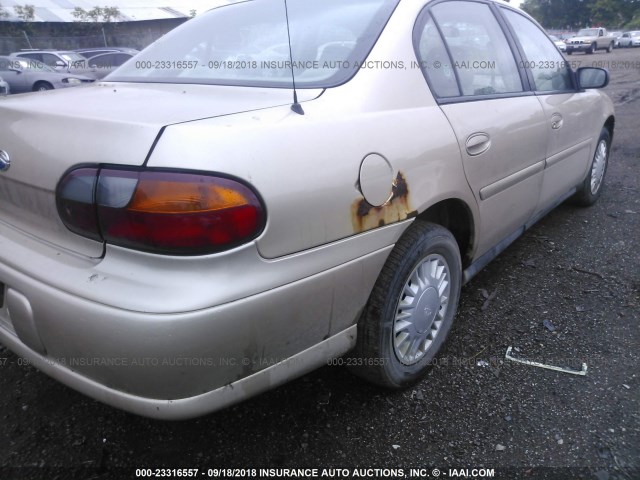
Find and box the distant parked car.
[10,50,90,73]
[609,31,623,47]
[549,34,567,52]
[0,56,94,93]
[619,31,640,48]
[565,27,615,54]
[85,52,135,79]
[75,47,139,58]
[0,76,9,95]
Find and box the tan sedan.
[0,0,613,419]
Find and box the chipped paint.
[352,172,415,233]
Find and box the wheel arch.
[604,115,615,142]
[32,81,53,91]
[414,198,475,269]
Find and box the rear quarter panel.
[147,0,478,261]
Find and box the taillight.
[56,167,266,255]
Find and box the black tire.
[567,50,573,55]
[33,82,53,91]
[571,128,611,207]
[607,42,614,53]
[349,221,462,388]
[587,43,595,54]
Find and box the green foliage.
[72,5,121,23]
[102,6,120,22]
[626,11,640,28]
[14,4,35,21]
[521,0,640,29]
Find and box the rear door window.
[430,1,523,97]
[501,8,573,92]
[415,14,460,97]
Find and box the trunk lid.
[0,82,313,257]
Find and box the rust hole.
[352,172,413,233]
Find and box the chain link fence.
[1,33,157,54]
[0,19,185,55]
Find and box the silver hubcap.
[590,139,607,195]
[393,254,450,365]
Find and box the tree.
[72,5,121,22]
[627,10,640,28]
[0,2,9,19]
[521,0,640,29]
[14,4,35,21]
[101,6,121,22]
[521,0,593,29]
[591,0,639,27]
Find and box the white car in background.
[619,31,640,47]
[609,31,623,48]
[0,56,94,92]
[549,34,567,52]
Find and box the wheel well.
[33,81,51,91]
[604,116,615,141]
[415,199,474,268]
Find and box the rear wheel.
[607,42,614,53]
[349,221,462,388]
[571,128,610,207]
[33,82,53,91]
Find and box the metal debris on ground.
[504,346,588,376]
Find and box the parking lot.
[0,47,639,480]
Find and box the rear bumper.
[0,219,403,418]
[0,318,357,420]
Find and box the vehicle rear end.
[0,83,289,418]
[0,0,409,419]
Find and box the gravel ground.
[0,48,639,480]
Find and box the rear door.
[415,0,548,256]
[499,7,598,214]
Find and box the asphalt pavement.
[0,48,639,480]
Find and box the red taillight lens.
[56,167,101,242]
[57,167,266,255]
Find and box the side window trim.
[495,6,578,94]
[413,7,464,97]
[438,90,536,105]
[487,2,534,92]
[413,0,535,104]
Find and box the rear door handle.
[466,132,491,156]
[551,113,564,130]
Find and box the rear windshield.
[108,0,399,88]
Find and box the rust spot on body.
[352,172,413,233]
